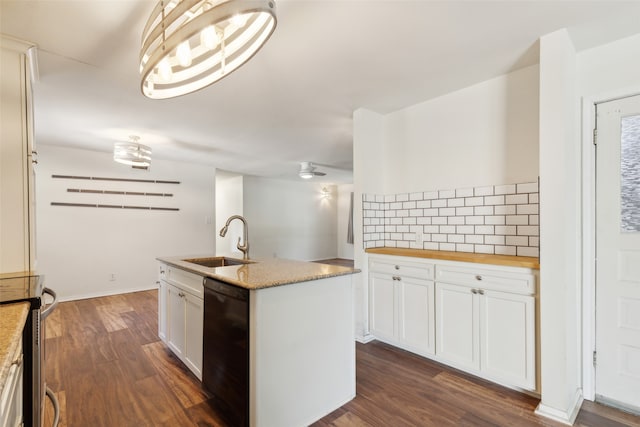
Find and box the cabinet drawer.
[166,266,204,298]
[436,265,535,295]
[369,256,434,280]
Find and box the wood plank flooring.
[43,290,640,426]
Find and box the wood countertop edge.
[0,301,30,397]
[366,247,540,269]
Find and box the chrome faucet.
[219,215,250,260]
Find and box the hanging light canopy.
[114,136,152,168]
[140,0,277,99]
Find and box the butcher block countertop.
[366,247,540,269]
[0,301,29,396]
[157,256,360,290]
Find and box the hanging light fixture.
[114,136,152,168]
[140,0,277,99]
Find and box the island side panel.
[249,274,357,427]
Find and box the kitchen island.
[156,255,359,427]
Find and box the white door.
[435,282,479,371]
[397,277,435,355]
[596,94,640,412]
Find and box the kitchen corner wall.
[36,145,216,301]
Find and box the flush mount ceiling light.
[299,162,326,179]
[114,136,152,168]
[140,0,277,99]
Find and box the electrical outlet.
[415,232,423,245]
[109,273,116,281]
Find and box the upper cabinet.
[0,35,37,274]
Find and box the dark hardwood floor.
[44,290,640,426]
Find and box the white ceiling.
[1,1,639,183]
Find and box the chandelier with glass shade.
[140,0,277,99]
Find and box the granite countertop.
[157,255,360,290]
[0,301,29,397]
[366,247,540,269]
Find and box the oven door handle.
[41,287,59,319]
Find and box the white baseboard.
[56,285,158,302]
[535,389,583,425]
[355,333,375,344]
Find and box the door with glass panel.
[595,94,640,413]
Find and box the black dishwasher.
[202,278,249,427]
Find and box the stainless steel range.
[0,274,59,426]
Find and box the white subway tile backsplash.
[456,243,475,253]
[456,188,474,197]
[505,194,528,205]
[362,181,539,255]
[495,205,516,215]
[518,246,539,257]
[495,246,517,256]
[506,215,528,225]
[475,245,495,254]
[439,207,456,216]
[465,216,484,225]
[474,186,494,196]
[465,197,484,206]
[484,195,505,206]
[448,198,465,207]
[448,216,465,225]
[517,182,538,193]
[485,215,506,225]
[456,206,474,216]
[475,225,495,235]
[474,206,494,216]
[439,189,455,199]
[424,191,438,200]
[506,236,528,246]
[517,225,539,236]
[466,234,484,244]
[494,184,516,195]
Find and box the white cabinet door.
[397,278,435,355]
[480,290,535,390]
[167,283,185,359]
[184,292,203,380]
[369,272,395,342]
[436,282,479,371]
[158,279,167,342]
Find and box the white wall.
[383,64,540,194]
[36,145,215,300]
[242,176,337,261]
[536,29,583,424]
[337,184,354,260]
[215,170,245,258]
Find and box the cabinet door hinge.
[593,350,597,367]
[593,128,598,146]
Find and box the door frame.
[581,87,640,401]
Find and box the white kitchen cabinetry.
[369,253,538,392]
[369,256,435,356]
[0,341,23,427]
[157,262,203,379]
[435,263,537,391]
[0,36,37,274]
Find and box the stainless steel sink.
[182,256,254,268]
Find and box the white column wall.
[215,171,244,258]
[536,29,583,424]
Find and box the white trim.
[535,389,583,425]
[355,333,375,344]
[56,285,158,302]
[581,85,640,402]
